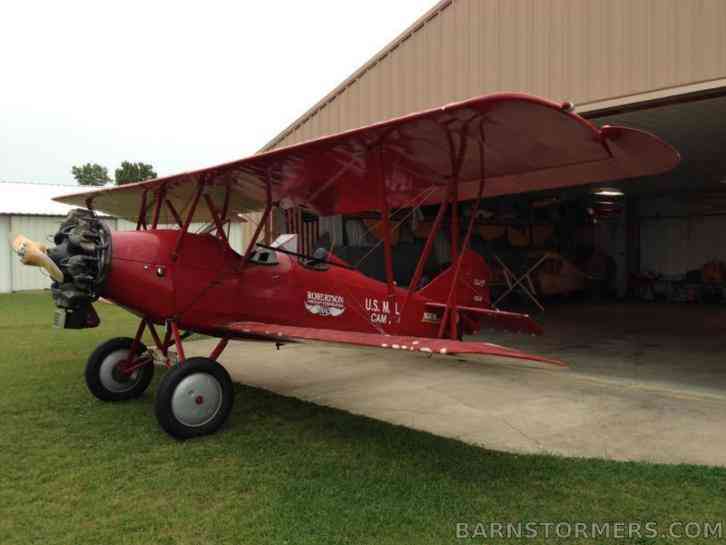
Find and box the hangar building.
[262,0,726,302]
[255,0,726,390]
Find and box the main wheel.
[154,357,234,439]
[85,337,155,401]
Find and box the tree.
[114,161,157,185]
[71,163,111,186]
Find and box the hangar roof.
[0,181,110,217]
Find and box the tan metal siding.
[378,53,391,121]
[453,0,469,101]
[438,5,454,105]
[412,19,429,111]
[367,60,382,126]
[428,10,445,107]
[467,0,482,98]
[480,0,499,94]
[266,0,726,151]
[389,39,405,118]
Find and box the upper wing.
[54,93,679,220]
[219,321,565,368]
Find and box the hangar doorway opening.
[477,91,726,394]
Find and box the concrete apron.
[184,339,726,467]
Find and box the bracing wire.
[352,185,438,270]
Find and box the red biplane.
[11,93,678,438]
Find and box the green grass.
[1,291,725,545]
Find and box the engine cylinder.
[48,209,112,311]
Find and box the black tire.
[85,337,154,402]
[154,357,234,439]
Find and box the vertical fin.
[417,249,491,309]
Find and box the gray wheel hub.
[171,372,223,428]
[99,349,142,393]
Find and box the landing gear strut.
[86,318,234,439]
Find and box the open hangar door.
[593,93,726,302]
[277,93,726,390]
[470,91,726,390]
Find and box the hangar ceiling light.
[594,188,625,197]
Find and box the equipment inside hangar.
[286,93,726,309]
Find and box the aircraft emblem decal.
[305,291,346,317]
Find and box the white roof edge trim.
[0,182,113,217]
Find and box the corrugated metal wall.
[640,196,726,276]
[6,216,67,291]
[0,217,11,293]
[267,0,726,150]
[1,215,254,293]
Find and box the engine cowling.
[48,209,111,314]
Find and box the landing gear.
[85,337,155,401]
[154,357,234,439]
[86,319,233,439]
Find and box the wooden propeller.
[9,234,64,282]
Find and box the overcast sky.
[1,0,437,186]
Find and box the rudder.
[417,249,492,309]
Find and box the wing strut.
[203,194,229,244]
[165,199,184,227]
[397,188,449,333]
[376,146,396,299]
[241,170,273,271]
[136,190,148,230]
[439,121,486,339]
[397,116,487,339]
[151,185,166,229]
[172,178,204,260]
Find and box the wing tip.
[601,124,681,176]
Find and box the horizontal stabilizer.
[424,302,543,336]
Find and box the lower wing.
[218,321,565,368]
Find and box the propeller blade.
[9,234,63,282]
[11,233,48,254]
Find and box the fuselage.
[103,230,441,338]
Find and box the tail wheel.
[154,357,234,439]
[85,337,154,401]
